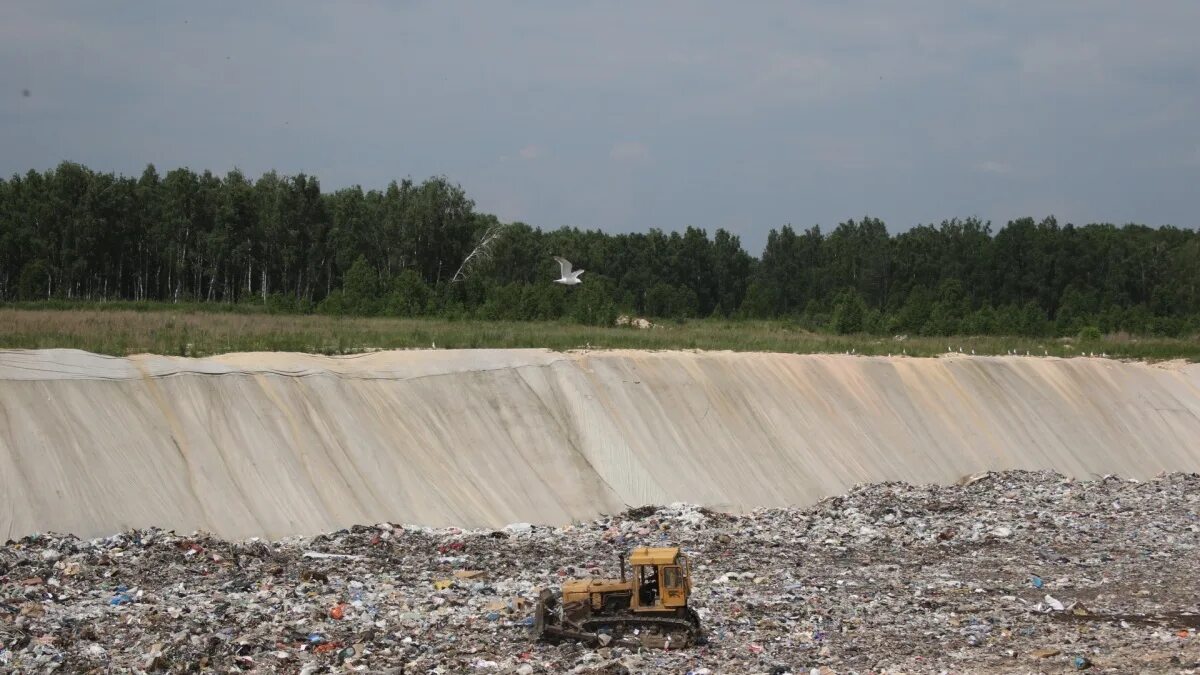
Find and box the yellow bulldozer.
[532,546,706,649]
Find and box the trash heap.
[2,470,1199,674]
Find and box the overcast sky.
[2,2,1197,253]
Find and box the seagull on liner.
[552,256,585,285]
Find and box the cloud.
[609,141,648,162]
[518,144,543,160]
[2,2,1198,253]
[975,161,1012,175]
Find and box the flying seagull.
[553,256,585,285]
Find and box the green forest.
[2,162,1199,338]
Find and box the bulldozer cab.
[629,546,690,611]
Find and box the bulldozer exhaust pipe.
[619,551,626,582]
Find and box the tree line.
[2,162,1198,337]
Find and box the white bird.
[552,256,585,285]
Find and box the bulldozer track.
[581,614,702,646]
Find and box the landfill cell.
[0,472,1197,672]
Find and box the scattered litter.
[0,471,1197,671]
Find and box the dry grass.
[2,306,1198,361]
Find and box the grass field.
[1,304,1198,361]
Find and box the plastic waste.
[0,470,1193,672]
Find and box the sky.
[2,2,1198,254]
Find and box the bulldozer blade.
[532,589,555,640]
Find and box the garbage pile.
[2,470,1198,673]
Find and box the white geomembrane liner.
[1,348,1198,539]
